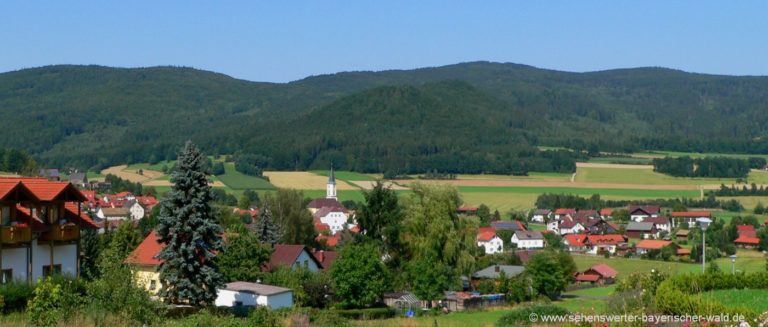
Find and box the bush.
[0,281,34,313]
[334,307,396,320]
[496,304,569,326]
[28,277,68,327]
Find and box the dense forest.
[652,156,755,178]
[0,148,37,175]
[3,62,768,173]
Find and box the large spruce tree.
[156,141,224,305]
[253,206,281,245]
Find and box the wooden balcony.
[0,226,32,244]
[41,224,80,242]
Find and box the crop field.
[215,163,275,190]
[576,165,768,185]
[264,171,357,190]
[101,164,164,183]
[311,170,376,181]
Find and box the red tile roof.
[636,240,672,250]
[267,244,321,271]
[575,274,600,282]
[587,264,617,278]
[64,203,99,229]
[677,248,691,255]
[312,250,337,270]
[599,208,614,216]
[563,234,587,247]
[554,208,576,215]
[734,235,760,245]
[307,198,344,210]
[124,231,164,266]
[629,205,661,215]
[350,225,361,233]
[477,227,497,242]
[737,225,755,232]
[316,234,340,247]
[587,234,626,245]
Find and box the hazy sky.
[2,1,766,82]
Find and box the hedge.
[333,307,396,320]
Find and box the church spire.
[326,165,337,199]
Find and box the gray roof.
[472,265,525,279]
[626,221,655,231]
[224,282,292,296]
[514,230,544,240]
[533,209,551,215]
[69,172,87,184]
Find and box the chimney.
[494,265,500,273]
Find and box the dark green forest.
[2,62,768,173]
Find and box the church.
[307,168,354,235]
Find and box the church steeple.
[326,166,337,199]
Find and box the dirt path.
[576,162,654,169]
[570,172,576,183]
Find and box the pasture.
[353,308,510,327]
[216,163,275,190]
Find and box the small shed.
[215,282,293,309]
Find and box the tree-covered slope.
[2,62,768,171]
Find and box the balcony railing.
[41,224,80,242]
[0,226,32,244]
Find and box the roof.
[587,264,617,278]
[558,217,581,229]
[491,220,525,231]
[677,248,691,255]
[626,222,656,232]
[676,230,690,236]
[471,265,524,279]
[643,216,670,224]
[477,227,497,242]
[636,240,673,250]
[734,235,760,245]
[600,208,614,216]
[313,206,347,218]
[587,234,626,245]
[268,244,322,270]
[224,282,292,296]
[124,231,164,266]
[100,207,131,216]
[69,172,87,183]
[514,230,543,240]
[574,210,599,221]
[554,208,576,215]
[311,250,337,270]
[383,292,420,303]
[563,234,587,247]
[63,203,99,229]
[629,205,660,215]
[307,198,344,210]
[737,225,755,232]
[671,211,712,218]
[515,250,537,264]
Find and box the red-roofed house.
[737,225,757,238]
[563,234,588,252]
[311,250,338,270]
[734,235,760,248]
[266,245,322,272]
[0,177,95,283]
[124,231,164,294]
[554,208,576,220]
[574,264,617,285]
[635,240,676,255]
[586,234,627,255]
[477,227,503,254]
[599,208,614,220]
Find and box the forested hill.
[2,62,768,172]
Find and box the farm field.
[264,171,357,190]
[312,170,376,181]
[215,163,275,190]
[576,165,768,185]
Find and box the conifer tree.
[253,206,281,245]
[156,141,224,306]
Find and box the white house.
[477,227,504,254]
[643,216,671,233]
[313,207,350,235]
[629,205,660,222]
[128,202,145,220]
[531,209,552,223]
[215,282,293,309]
[511,231,545,249]
[558,218,585,235]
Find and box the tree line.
[535,193,743,212]
[711,183,768,196]
[652,156,760,178]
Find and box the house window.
[149,280,157,290]
[42,264,62,278]
[1,269,12,284]
[1,207,10,225]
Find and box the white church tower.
[326,166,337,200]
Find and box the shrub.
[247,306,282,327]
[27,277,66,327]
[0,281,34,313]
[495,304,569,326]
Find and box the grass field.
[576,166,754,185]
[564,285,616,297]
[354,309,511,327]
[572,255,699,278]
[215,163,275,190]
[696,289,768,312]
[303,189,368,203]
[587,156,653,165]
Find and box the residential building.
[629,205,661,222]
[477,227,504,254]
[531,209,552,223]
[635,240,675,255]
[127,201,146,220]
[215,281,293,309]
[562,234,588,252]
[96,207,131,221]
[266,244,322,272]
[491,220,525,231]
[0,177,97,283]
[511,230,544,249]
[585,234,626,255]
[599,208,614,220]
[643,216,671,233]
[553,208,576,220]
[312,206,350,235]
[68,172,88,188]
[125,230,163,295]
[625,222,658,239]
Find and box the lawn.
[354,309,511,327]
[312,170,376,181]
[571,254,698,279]
[215,163,275,190]
[127,160,176,172]
[555,297,607,313]
[695,289,768,312]
[564,285,616,297]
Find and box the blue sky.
[1,1,766,82]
